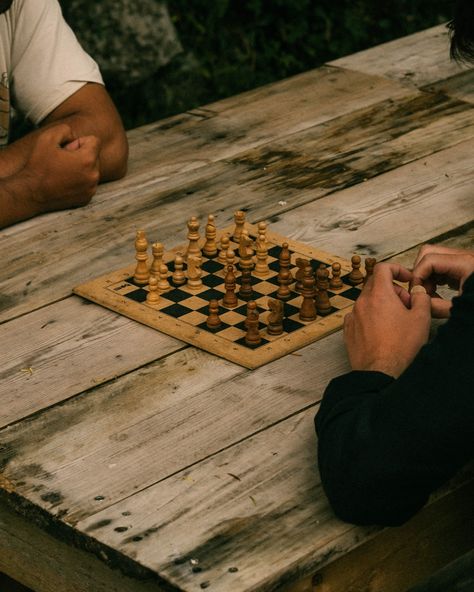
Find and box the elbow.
[319,464,428,527]
[100,131,129,182]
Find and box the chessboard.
[74,217,370,369]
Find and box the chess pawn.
[226,247,236,268]
[218,234,230,264]
[267,298,284,336]
[294,258,308,293]
[206,299,222,329]
[222,264,238,308]
[278,242,293,286]
[348,255,364,285]
[133,230,150,285]
[364,257,377,284]
[329,262,344,290]
[238,268,253,301]
[233,210,246,242]
[276,268,292,301]
[299,266,317,322]
[146,276,160,305]
[245,301,261,346]
[254,227,270,277]
[150,242,164,279]
[186,216,201,260]
[187,256,203,290]
[315,267,332,316]
[202,214,218,257]
[157,263,171,291]
[172,253,186,286]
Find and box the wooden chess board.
[74,224,362,369]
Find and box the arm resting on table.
[315,274,474,526]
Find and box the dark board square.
[283,317,306,332]
[160,303,192,317]
[282,302,300,317]
[236,273,262,286]
[199,288,226,302]
[202,259,224,273]
[234,303,266,317]
[197,320,231,333]
[125,276,147,288]
[339,287,361,301]
[197,303,227,316]
[163,288,194,303]
[202,273,224,288]
[125,288,148,303]
[234,319,266,332]
[267,245,282,258]
[235,335,269,349]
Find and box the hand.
[411,245,474,318]
[25,123,100,213]
[344,263,431,378]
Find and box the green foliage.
[107,0,453,129]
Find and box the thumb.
[409,285,431,315]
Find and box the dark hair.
[449,0,474,63]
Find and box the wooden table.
[1,25,473,592]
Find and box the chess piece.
[146,276,160,305]
[172,253,186,286]
[206,299,222,329]
[218,234,230,264]
[348,255,364,285]
[329,262,344,290]
[226,247,236,268]
[254,223,270,277]
[150,242,164,279]
[186,216,201,260]
[294,258,308,293]
[157,263,171,291]
[267,298,284,335]
[278,242,293,286]
[299,266,317,321]
[315,267,332,316]
[222,264,238,308]
[276,268,292,301]
[133,230,150,285]
[245,301,261,346]
[233,210,246,242]
[202,214,218,257]
[238,268,253,301]
[187,256,203,290]
[364,257,377,284]
[238,230,254,272]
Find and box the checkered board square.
[73,223,363,369]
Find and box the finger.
[409,285,431,315]
[63,139,81,151]
[45,123,75,146]
[370,262,412,289]
[78,134,100,154]
[393,283,411,307]
[412,253,468,287]
[431,298,452,319]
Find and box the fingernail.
[410,285,427,295]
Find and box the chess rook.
[238,268,253,301]
[245,301,261,346]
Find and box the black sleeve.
[315,274,474,527]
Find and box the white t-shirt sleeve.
[9,0,104,124]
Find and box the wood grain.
[2,91,473,323]
[329,25,469,88]
[0,297,183,429]
[423,70,474,105]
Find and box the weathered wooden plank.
[123,67,415,182]
[0,296,184,429]
[71,411,473,592]
[0,501,166,592]
[0,331,348,524]
[329,25,469,88]
[423,70,474,105]
[269,137,474,259]
[2,93,473,323]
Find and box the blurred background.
[60,0,453,130]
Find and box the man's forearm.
[0,132,38,178]
[0,173,39,226]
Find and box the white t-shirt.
[0,0,103,145]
